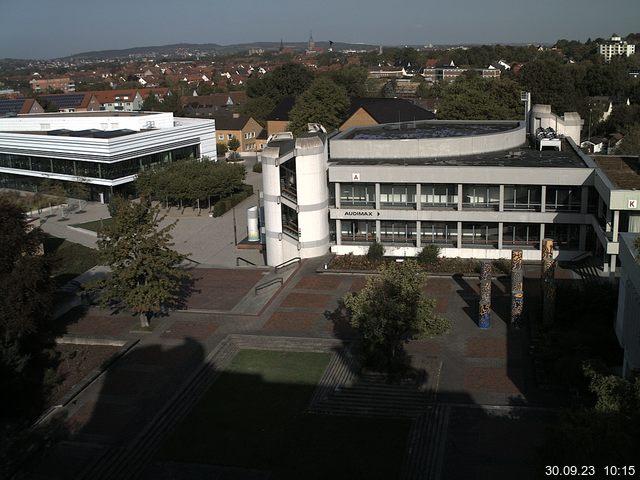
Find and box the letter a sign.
[352,173,360,181]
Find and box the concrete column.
[335,182,341,208]
[540,185,546,213]
[416,221,421,248]
[375,183,381,210]
[336,219,341,245]
[415,183,421,211]
[597,197,603,220]
[606,208,612,233]
[499,185,505,212]
[498,222,504,250]
[457,221,463,248]
[539,223,545,251]
[375,220,381,242]
[457,184,463,211]
[579,225,587,251]
[613,210,620,241]
[610,254,617,275]
[580,185,589,214]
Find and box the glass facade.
[281,204,299,239]
[420,222,458,246]
[380,221,416,245]
[379,184,416,209]
[546,187,581,212]
[421,184,457,208]
[340,183,375,208]
[545,224,580,249]
[504,185,542,211]
[0,145,198,181]
[461,223,499,247]
[341,220,376,243]
[503,223,540,247]
[462,185,500,209]
[280,158,297,202]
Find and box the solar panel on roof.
[0,99,26,115]
[40,94,85,109]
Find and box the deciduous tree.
[288,77,349,134]
[94,198,190,327]
[343,260,450,372]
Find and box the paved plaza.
[28,252,568,480]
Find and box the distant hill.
[64,41,380,60]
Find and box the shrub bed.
[212,184,254,217]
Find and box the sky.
[0,0,639,59]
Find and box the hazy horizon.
[1,0,639,60]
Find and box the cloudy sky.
[0,0,639,59]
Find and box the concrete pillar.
[581,185,589,214]
[416,183,421,211]
[610,254,617,275]
[375,220,381,242]
[606,208,612,233]
[335,182,341,208]
[375,183,381,210]
[457,184,463,211]
[613,210,620,241]
[540,185,546,213]
[498,222,504,250]
[597,197,603,220]
[539,223,545,251]
[416,220,421,248]
[499,185,505,212]
[336,219,341,245]
[457,221,463,249]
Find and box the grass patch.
[71,217,113,233]
[43,236,99,287]
[158,349,411,479]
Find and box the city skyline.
[0,0,639,59]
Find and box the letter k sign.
[629,199,638,209]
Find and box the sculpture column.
[541,238,556,327]
[479,261,492,329]
[511,249,524,328]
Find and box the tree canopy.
[245,63,314,102]
[343,260,450,372]
[94,198,190,327]
[437,76,524,120]
[288,77,350,134]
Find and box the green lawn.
[71,217,113,233]
[43,236,99,287]
[157,349,411,480]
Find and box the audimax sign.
[343,211,381,217]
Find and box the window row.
[339,221,581,249]
[336,183,587,212]
[0,145,198,180]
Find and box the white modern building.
[261,108,640,271]
[598,35,636,63]
[0,111,216,201]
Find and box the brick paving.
[264,311,322,333]
[186,269,265,311]
[295,275,343,290]
[280,292,334,309]
[161,319,219,340]
[57,308,137,337]
[465,337,507,358]
[464,366,523,395]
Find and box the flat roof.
[593,156,640,189]
[340,121,520,140]
[330,138,587,168]
[0,128,142,138]
[16,111,161,118]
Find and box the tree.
[239,96,275,125]
[327,66,369,97]
[227,136,241,152]
[518,60,578,113]
[288,77,350,134]
[245,63,314,101]
[616,124,640,155]
[343,260,450,372]
[94,198,190,327]
[216,142,228,157]
[0,198,52,409]
[437,76,523,120]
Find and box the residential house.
[215,114,264,153]
[599,34,636,63]
[29,76,75,93]
[180,92,247,118]
[37,93,100,112]
[93,89,144,111]
[0,98,44,116]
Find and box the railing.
[274,257,301,273]
[255,277,283,295]
[236,256,256,266]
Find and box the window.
[421,222,457,246]
[546,187,581,212]
[341,221,376,243]
[421,184,457,208]
[545,224,580,249]
[281,204,299,239]
[462,185,500,209]
[380,184,416,209]
[503,223,540,247]
[380,221,416,245]
[227,134,233,140]
[462,223,499,247]
[218,134,223,140]
[504,185,541,211]
[340,183,375,208]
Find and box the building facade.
[260,111,640,270]
[598,35,636,62]
[0,111,216,201]
[615,233,640,377]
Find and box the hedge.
[212,184,254,217]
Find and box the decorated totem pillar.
[479,261,492,329]
[541,238,556,326]
[511,249,524,328]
